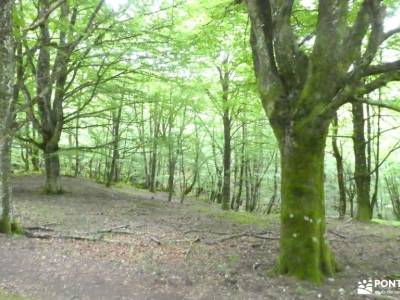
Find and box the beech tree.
[243,0,400,282]
[0,0,19,234]
[18,0,134,193]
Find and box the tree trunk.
[0,139,13,233]
[74,110,80,177]
[233,135,245,211]
[276,125,338,283]
[106,103,122,187]
[31,128,40,171]
[148,115,160,193]
[149,150,157,193]
[167,155,176,202]
[244,162,251,211]
[167,132,177,202]
[221,109,231,210]
[0,0,18,234]
[218,63,232,211]
[266,154,279,215]
[44,145,62,194]
[371,105,381,214]
[331,115,346,219]
[352,102,372,221]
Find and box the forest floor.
[0,175,399,300]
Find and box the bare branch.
[25,0,66,31]
[363,60,400,76]
[355,97,400,113]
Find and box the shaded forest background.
[6,0,399,221]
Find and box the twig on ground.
[204,231,279,245]
[328,230,347,239]
[183,229,232,236]
[185,236,200,260]
[150,236,162,245]
[92,224,130,234]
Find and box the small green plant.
[227,255,239,266]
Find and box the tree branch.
[363,60,400,76]
[25,0,67,31]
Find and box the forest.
[0,0,400,299]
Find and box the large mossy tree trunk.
[243,0,399,282]
[274,120,339,283]
[0,0,19,234]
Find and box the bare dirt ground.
[0,175,399,300]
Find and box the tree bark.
[244,0,400,282]
[266,154,279,214]
[233,127,245,211]
[0,139,13,233]
[331,115,346,219]
[0,0,18,233]
[167,153,176,201]
[74,105,80,177]
[371,104,382,213]
[221,109,231,210]
[31,128,40,171]
[276,122,338,283]
[149,111,160,193]
[44,145,62,194]
[352,102,372,221]
[216,63,232,211]
[106,102,122,187]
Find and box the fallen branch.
[183,229,230,236]
[23,223,145,243]
[185,236,200,260]
[204,231,279,245]
[24,230,99,242]
[24,226,55,232]
[91,224,130,234]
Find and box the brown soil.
[0,175,399,300]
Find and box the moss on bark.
[0,216,12,234]
[0,217,22,235]
[275,125,340,284]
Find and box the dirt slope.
[0,175,399,300]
